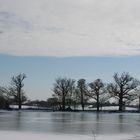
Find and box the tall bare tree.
[10,73,27,109]
[77,79,88,111]
[88,79,106,112]
[107,72,140,111]
[53,77,75,111]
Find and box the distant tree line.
[51,72,140,112]
[0,72,140,112]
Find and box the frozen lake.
[0,111,139,136]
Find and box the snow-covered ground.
[0,131,139,140]
[78,106,138,111]
[9,105,49,109]
[10,105,138,111]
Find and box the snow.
[9,105,138,111]
[0,131,139,140]
[9,105,48,109]
[78,106,138,111]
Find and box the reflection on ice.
[0,111,139,137]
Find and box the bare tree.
[53,77,75,111]
[77,79,88,111]
[88,79,106,112]
[72,88,79,110]
[10,73,27,109]
[107,72,140,111]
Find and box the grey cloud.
[0,11,31,32]
[45,26,65,33]
[126,43,140,48]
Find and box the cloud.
[0,11,31,32]
[0,0,140,57]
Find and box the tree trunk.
[62,93,65,111]
[119,96,123,111]
[81,92,84,111]
[82,103,84,111]
[119,87,123,111]
[139,97,140,111]
[18,88,22,110]
[18,102,21,109]
[97,92,100,112]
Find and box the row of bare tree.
[52,72,140,111]
[0,72,140,111]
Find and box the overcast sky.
[0,0,140,57]
[1,0,140,100]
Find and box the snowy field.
[10,105,138,111]
[79,106,138,111]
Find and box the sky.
[0,0,140,100]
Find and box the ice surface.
[0,131,139,140]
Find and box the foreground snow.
[0,131,139,140]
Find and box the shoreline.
[0,108,140,113]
